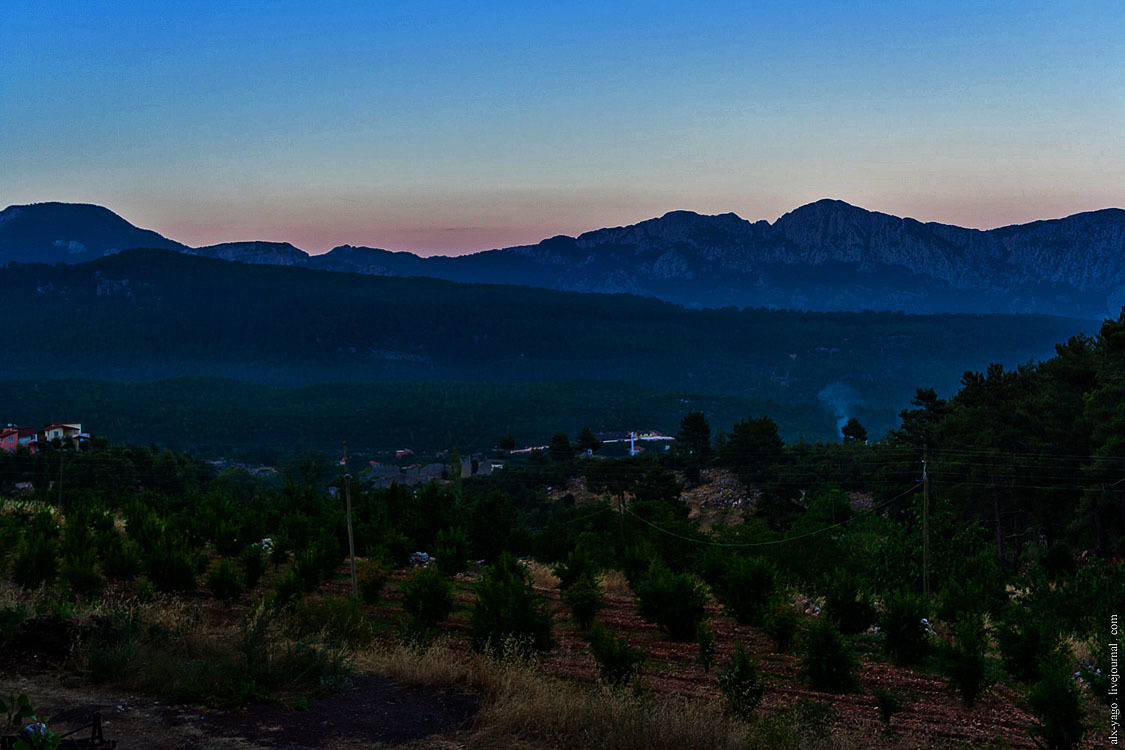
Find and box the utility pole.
[922,442,930,602]
[343,441,357,601]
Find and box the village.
[0,421,88,454]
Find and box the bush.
[433,527,471,577]
[697,620,716,673]
[1028,656,1086,750]
[822,569,875,635]
[719,641,764,720]
[880,590,929,665]
[1042,541,1076,581]
[62,554,103,597]
[996,604,1058,683]
[713,555,776,626]
[469,552,554,654]
[945,612,989,707]
[101,535,143,581]
[401,566,454,629]
[356,559,390,605]
[762,599,802,653]
[873,687,901,729]
[800,617,855,692]
[561,573,603,630]
[12,535,58,589]
[553,548,601,592]
[587,625,644,687]
[1081,639,1115,706]
[0,605,27,645]
[238,544,266,590]
[272,566,305,610]
[206,559,244,601]
[633,562,708,641]
[291,596,371,647]
[145,539,196,593]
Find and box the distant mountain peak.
[2,198,1123,317]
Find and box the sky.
[2,1,1122,255]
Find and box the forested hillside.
[0,250,1095,441]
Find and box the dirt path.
[7,673,477,749]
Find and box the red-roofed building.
[0,427,16,454]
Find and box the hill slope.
[0,249,1096,439]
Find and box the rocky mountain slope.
[3,199,1122,316]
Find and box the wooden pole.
[344,441,358,601]
[922,443,930,602]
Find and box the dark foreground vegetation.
[2,314,1125,747]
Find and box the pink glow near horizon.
[144,193,1119,257]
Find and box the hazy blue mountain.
[319,200,1124,317]
[3,199,1123,316]
[0,202,188,263]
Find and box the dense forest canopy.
[0,250,1096,442]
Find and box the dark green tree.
[549,432,575,463]
[676,411,712,461]
[575,426,602,455]
[720,416,784,485]
[840,417,867,443]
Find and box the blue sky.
[2,0,1122,253]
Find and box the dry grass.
[525,561,560,590]
[359,640,746,750]
[599,569,631,597]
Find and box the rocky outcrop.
[189,241,309,266]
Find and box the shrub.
[880,590,929,665]
[272,566,304,610]
[206,559,244,601]
[101,535,143,581]
[762,599,802,653]
[401,566,454,629]
[356,559,390,605]
[1042,540,1076,581]
[822,569,875,635]
[291,596,371,647]
[433,527,471,577]
[996,605,1058,683]
[696,620,716,673]
[238,544,266,590]
[747,697,837,749]
[800,617,855,692]
[145,539,196,593]
[12,536,58,589]
[553,548,601,592]
[719,641,764,720]
[587,625,644,687]
[634,562,707,641]
[62,554,103,597]
[1028,656,1086,750]
[0,605,27,646]
[713,555,776,626]
[469,552,553,654]
[946,612,989,707]
[873,687,901,729]
[561,572,603,630]
[1081,639,1115,706]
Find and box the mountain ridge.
[2,199,1123,316]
